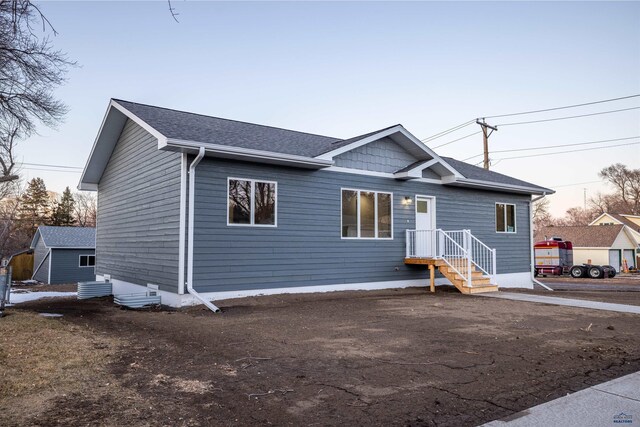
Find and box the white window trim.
[227,177,278,228]
[79,254,96,268]
[495,202,517,234]
[340,188,394,240]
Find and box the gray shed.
[30,226,96,284]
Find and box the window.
[496,203,516,233]
[341,189,393,239]
[228,178,277,226]
[79,255,96,267]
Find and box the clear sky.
[17,1,640,216]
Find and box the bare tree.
[0,0,75,182]
[599,163,640,214]
[554,206,598,226]
[532,197,552,233]
[73,191,96,227]
[0,179,30,259]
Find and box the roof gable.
[30,226,96,249]
[334,136,420,174]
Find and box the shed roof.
[31,226,96,249]
[535,224,624,248]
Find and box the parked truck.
[534,237,616,279]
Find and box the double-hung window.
[228,178,277,226]
[79,255,96,267]
[496,202,516,233]
[341,189,393,239]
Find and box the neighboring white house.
[589,213,640,269]
[535,224,637,271]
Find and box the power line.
[420,120,475,142]
[496,106,640,127]
[550,180,603,188]
[462,135,640,161]
[432,131,481,149]
[21,167,81,173]
[482,94,640,119]
[493,140,640,161]
[17,162,83,170]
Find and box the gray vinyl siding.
[32,237,49,283]
[334,137,418,173]
[192,158,532,293]
[49,249,96,284]
[96,119,182,292]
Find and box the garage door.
[623,249,636,269]
[609,250,621,271]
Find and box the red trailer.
[534,237,616,279]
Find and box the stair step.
[459,284,499,294]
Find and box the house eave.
[446,178,554,195]
[163,138,334,169]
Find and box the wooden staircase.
[404,257,498,294]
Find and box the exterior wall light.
[404,196,413,205]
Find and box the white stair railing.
[406,229,497,287]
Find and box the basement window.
[496,203,516,233]
[341,189,393,239]
[227,178,277,227]
[79,255,96,267]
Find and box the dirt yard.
[2,287,640,427]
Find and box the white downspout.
[530,193,553,291]
[187,147,220,312]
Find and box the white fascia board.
[394,125,463,179]
[164,138,333,169]
[622,226,640,247]
[315,125,463,180]
[323,166,444,184]
[394,159,439,180]
[29,229,42,250]
[448,178,554,195]
[315,125,404,160]
[110,100,167,143]
[78,182,98,191]
[588,212,621,226]
[78,99,168,190]
[47,246,95,250]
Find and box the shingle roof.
[443,157,551,191]
[34,226,96,249]
[535,225,624,247]
[114,99,341,158]
[611,214,640,233]
[112,99,551,194]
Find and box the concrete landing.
[483,371,640,426]
[478,292,640,314]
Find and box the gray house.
[31,226,96,284]
[79,99,553,309]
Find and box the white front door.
[415,196,435,257]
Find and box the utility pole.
[476,119,498,170]
[583,188,587,210]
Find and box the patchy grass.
[0,311,142,426]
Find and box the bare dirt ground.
[2,287,640,427]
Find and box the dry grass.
[0,312,122,424]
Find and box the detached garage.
[31,226,96,284]
[535,224,637,272]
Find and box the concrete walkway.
[479,292,640,314]
[483,371,640,426]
